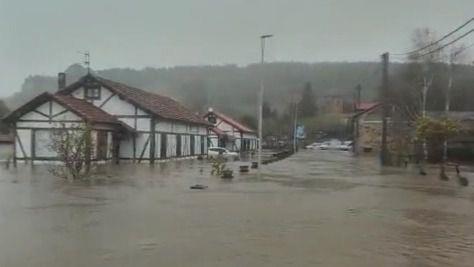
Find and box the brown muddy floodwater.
[0,151,473,266]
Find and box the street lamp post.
[258,34,273,175]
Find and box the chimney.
[57,72,66,91]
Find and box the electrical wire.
[414,29,473,58]
[392,17,474,56]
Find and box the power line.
[393,17,474,56]
[415,29,473,58]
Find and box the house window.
[207,114,217,124]
[85,84,101,100]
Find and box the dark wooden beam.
[138,135,150,163]
[132,136,136,163]
[31,129,36,165]
[48,101,52,123]
[18,119,83,123]
[32,110,50,119]
[114,114,151,118]
[134,106,138,130]
[14,129,28,164]
[99,93,116,108]
[149,118,156,164]
[12,126,17,167]
[50,109,69,118]
[85,127,92,173]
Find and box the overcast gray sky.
[0,0,472,97]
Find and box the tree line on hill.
[4,61,383,114]
[2,50,474,140]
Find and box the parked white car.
[307,139,353,151]
[337,141,353,151]
[208,147,239,159]
[318,141,332,150]
[318,140,338,150]
[305,142,322,149]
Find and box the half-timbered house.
[204,108,257,152]
[3,73,210,164]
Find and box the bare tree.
[391,28,448,173]
[415,117,459,179]
[49,124,93,180]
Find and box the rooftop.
[58,75,210,126]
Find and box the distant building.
[427,111,474,161]
[351,102,385,154]
[351,104,474,162]
[354,101,380,113]
[3,73,210,164]
[318,94,355,114]
[204,108,257,152]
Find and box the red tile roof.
[205,110,255,133]
[52,94,119,124]
[356,101,380,111]
[210,127,225,136]
[3,92,122,126]
[58,75,210,126]
[352,102,382,118]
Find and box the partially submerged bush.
[49,124,94,180]
[415,117,459,145]
[210,157,226,176]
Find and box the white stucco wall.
[119,136,134,158]
[68,84,209,160]
[154,133,161,159]
[136,118,151,132]
[242,133,257,139]
[101,95,136,116]
[155,121,171,132]
[14,99,88,160]
[194,135,202,155]
[15,129,31,158]
[0,144,13,161]
[181,135,190,156]
[34,130,56,158]
[135,133,150,159]
[166,134,177,158]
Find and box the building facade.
[3,74,210,164]
[203,109,257,152]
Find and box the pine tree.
[298,82,316,117]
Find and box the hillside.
[5,62,382,116]
[5,61,474,119]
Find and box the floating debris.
[190,184,208,190]
[221,169,234,179]
[239,165,249,173]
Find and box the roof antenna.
[78,51,91,74]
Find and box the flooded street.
[1,151,473,267]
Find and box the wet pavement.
[0,151,473,266]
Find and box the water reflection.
[0,151,472,266]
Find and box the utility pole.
[352,84,362,155]
[355,84,361,110]
[380,52,389,166]
[293,101,298,153]
[257,34,273,174]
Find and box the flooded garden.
[0,151,473,266]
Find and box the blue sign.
[296,125,306,139]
